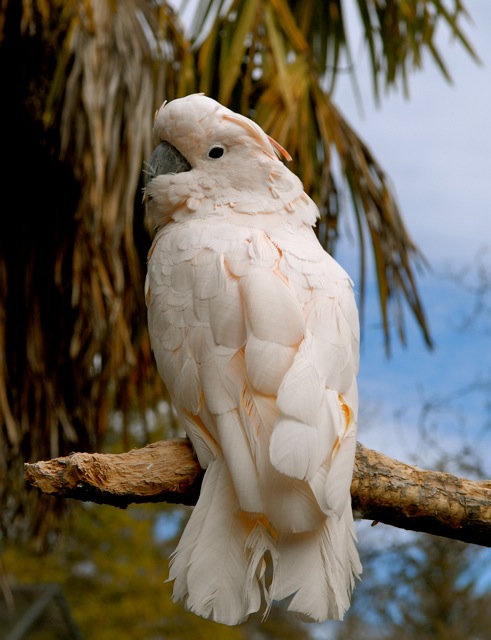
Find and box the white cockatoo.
[145,94,361,625]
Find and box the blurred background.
[0,1,490,637]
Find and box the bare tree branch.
[24,440,491,547]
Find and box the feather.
[192,250,227,299]
[274,504,361,621]
[200,352,240,415]
[209,275,247,348]
[177,409,217,468]
[169,456,261,624]
[245,335,296,395]
[235,371,326,534]
[323,431,357,517]
[170,259,194,293]
[241,272,304,346]
[173,355,201,414]
[216,409,263,513]
[248,230,279,268]
[245,521,280,618]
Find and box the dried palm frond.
[0,0,193,545]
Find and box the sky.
[330,0,491,472]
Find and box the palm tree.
[0,0,477,544]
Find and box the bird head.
[144,94,307,228]
[148,94,290,180]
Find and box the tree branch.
[24,440,491,547]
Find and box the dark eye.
[208,145,225,159]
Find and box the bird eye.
[208,145,225,159]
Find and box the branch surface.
[24,440,491,547]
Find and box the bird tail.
[169,453,360,624]
[168,454,279,625]
[274,501,361,621]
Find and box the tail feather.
[169,456,261,625]
[274,505,361,621]
[245,521,279,619]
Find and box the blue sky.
[331,0,491,472]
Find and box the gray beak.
[147,141,191,182]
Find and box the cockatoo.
[144,94,361,625]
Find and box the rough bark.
[24,440,491,547]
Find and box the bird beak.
[147,141,191,182]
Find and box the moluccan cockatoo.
[145,94,361,625]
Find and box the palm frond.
[0,0,191,544]
[353,0,480,98]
